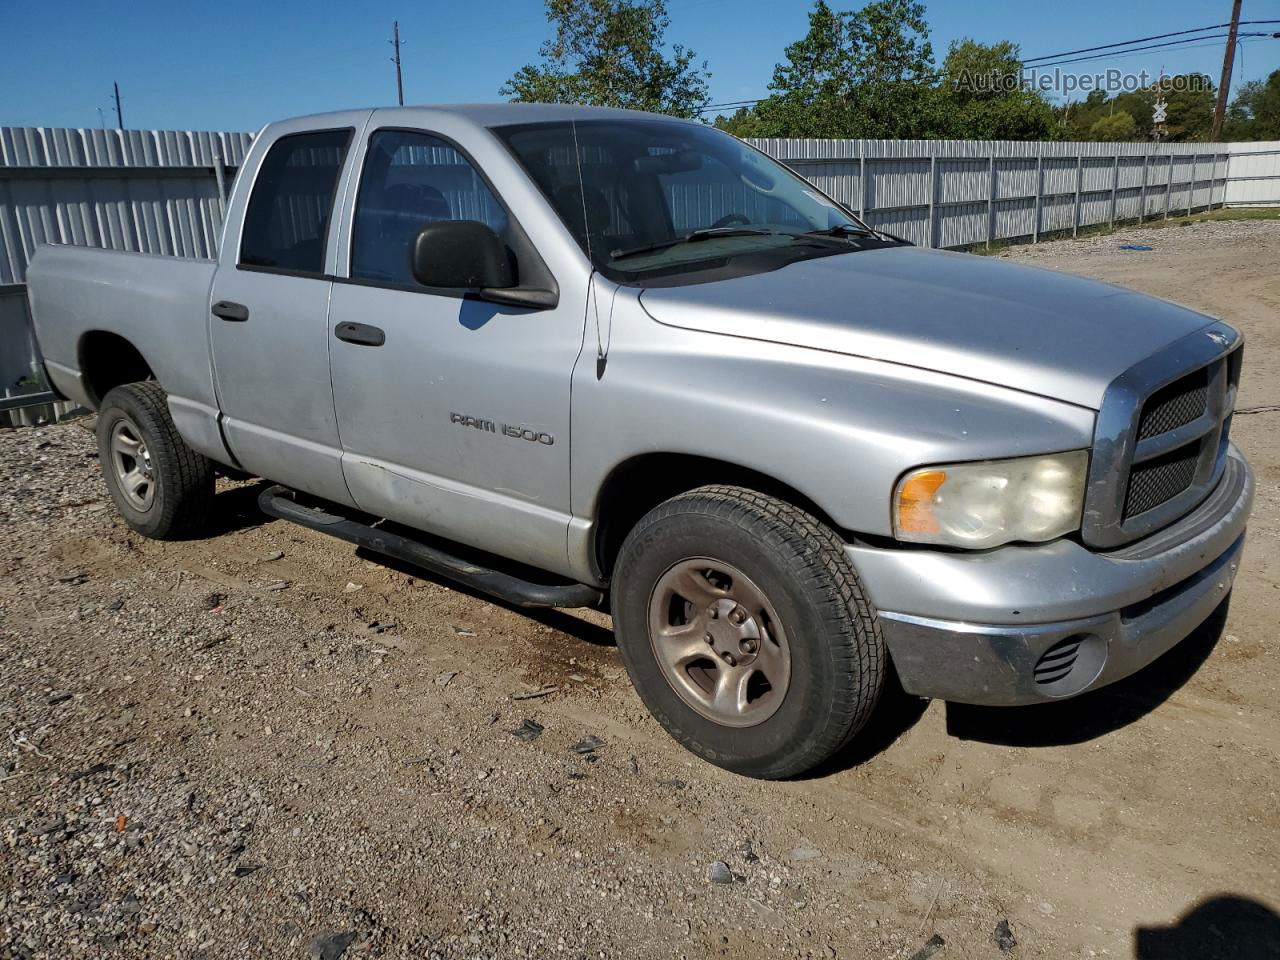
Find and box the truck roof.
[268,102,696,133]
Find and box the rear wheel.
[612,485,884,779]
[97,381,214,539]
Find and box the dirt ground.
[2,217,1279,960]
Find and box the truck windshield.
[493,119,891,285]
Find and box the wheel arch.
[78,330,155,408]
[592,452,845,580]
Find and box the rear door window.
[239,129,352,275]
[350,129,508,287]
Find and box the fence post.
[858,140,866,222]
[927,153,937,248]
[1032,151,1043,244]
[1072,153,1082,237]
[212,141,228,221]
[1165,154,1173,219]
[1188,154,1197,215]
[1109,153,1119,227]
[1139,153,1148,223]
[986,154,995,249]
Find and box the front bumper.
[849,446,1253,706]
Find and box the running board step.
[257,485,604,609]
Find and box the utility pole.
[389,21,404,106]
[111,81,124,129]
[1211,0,1242,140]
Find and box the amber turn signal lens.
[896,469,947,535]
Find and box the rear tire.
[611,485,884,779]
[97,381,214,539]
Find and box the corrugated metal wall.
[1223,142,1280,206]
[0,126,252,286]
[747,138,1240,249]
[0,126,251,421]
[1,126,1277,421]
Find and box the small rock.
[908,934,945,960]
[656,778,686,789]
[569,735,606,754]
[307,931,357,960]
[708,861,734,884]
[32,816,66,837]
[233,864,263,878]
[343,582,363,593]
[434,671,459,686]
[264,580,289,591]
[262,550,284,561]
[46,692,72,705]
[737,839,760,863]
[108,598,124,611]
[993,918,1017,952]
[786,847,821,862]
[510,719,545,742]
[451,625,477,636]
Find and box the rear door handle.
[212,300,249,322]
[334,321,386,347]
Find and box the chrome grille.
[1082,323,1241,549]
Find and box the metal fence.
[2,125,1278,422]
[747,138,1237,249]
[0,126,252,420]
[1222,141,1280,207]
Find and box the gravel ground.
[2,216,1278,960]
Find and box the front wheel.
[97,381,214,539]
[611,485,884,779]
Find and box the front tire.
[97,381,214,539]
[611,485,884,779]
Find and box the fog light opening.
[1033,633,1107,698]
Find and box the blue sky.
[2,0,1277,132]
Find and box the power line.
[1028,31,1275,71]
[698,21,1280,115]
[1022,19,1279,64]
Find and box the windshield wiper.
[803,223,877,240]
[610,227,775,261]
[803,223,912,245]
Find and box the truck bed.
[26,244,226,461]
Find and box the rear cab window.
[240,129,353,275]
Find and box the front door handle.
[334,321,386,347]
[212,300,249,322]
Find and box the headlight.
[893,451,1089,549]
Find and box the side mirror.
[412,220,514,290]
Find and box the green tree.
[1088,111,1138,141]
[717,0,945,139]
[1161,73,1215,141]
[502,0,710,117]
[1224,70,1280,140]
[940,38,1057,139]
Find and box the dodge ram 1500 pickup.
[28,104,1254,778]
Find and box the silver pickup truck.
[28,104,1254,778]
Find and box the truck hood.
[638,246,1216,410]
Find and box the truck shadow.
[944,596,1231,748]
[1134,894,1280,959]
[201,480,275,538]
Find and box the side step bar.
[257,485,605,610]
